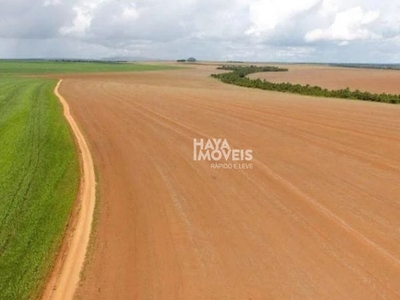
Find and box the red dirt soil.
[249,64,400,94]
[59,65,400,299]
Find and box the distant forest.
[329,63,400,70]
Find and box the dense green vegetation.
[0,77,79,299]
[176,57,197,63]
[216,65,288,77]
[212,65,400,104]
[0,60,176,75]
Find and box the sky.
[1,0,400,62]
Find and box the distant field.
[0,60,176,75]
[0,77,79,299]
[249,64,400,94]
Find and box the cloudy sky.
[1,0,400,62]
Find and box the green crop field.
[0,76,79,299]
[0,60,177,75]
[0,60,176,299]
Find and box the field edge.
[42,80,96,300]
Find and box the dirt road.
[60,65,400,299]
[43,81,96,300]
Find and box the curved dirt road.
[60,66,400,299]
[43,80,96,300]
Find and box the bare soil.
[59,65,400,299]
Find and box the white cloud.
[43,0,61,6]
[59,1,106,37]
[276,46,316,58]
[60,6,92,36]
[316,0,339,17]
[246,0,321,36]
[121,3,140,20]
[305,6,380,43]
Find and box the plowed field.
[59,65,400,299]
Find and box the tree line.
[211,65,400,104]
